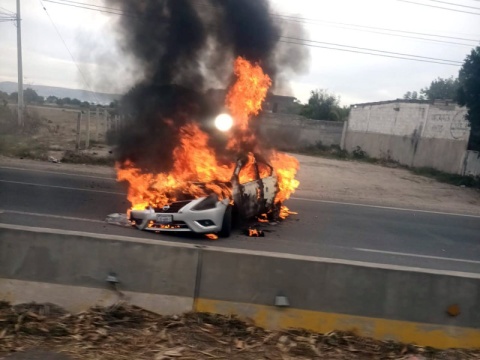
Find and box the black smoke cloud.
[107,0,308,172]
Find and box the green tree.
[46,95,58,103]
[23,88,44,104]
[421,76,459,100]
[301,89,347,121]
[457,47,480,151]
[403,91,424,100]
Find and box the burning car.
[128,153,279,238]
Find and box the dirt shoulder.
[294,154,480,216]
[1,153,479,216]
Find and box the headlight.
[191,194,219,211]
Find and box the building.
[343,99,471,174]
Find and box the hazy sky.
[0,0,479,105]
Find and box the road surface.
[1,164,479,273]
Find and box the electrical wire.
[43,0,130,16]
[397,0,480,15]
[41,0,470,66]
[271,17,475,47]
[0,6,16,14]
[422,0,480,9]
[38,0,100,103]
[271,13,480,42]
[280,40,461,66]
[49,0,480,43]
[282,36,462,64]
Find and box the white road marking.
[0,209,105,223]
[354,247,480,265]
[0,165,116,180]
[0,179,125,195]
[290,197,480,219]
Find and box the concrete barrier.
[0,224,198,315]
[1,223,480,349]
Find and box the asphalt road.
[1,165,480,273]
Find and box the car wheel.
[218,206,232,238]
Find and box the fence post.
[85,109,90,149]
[340,120,348,150]
[75,111,82,150]
[104,109,108,135]
[95,107,99,142]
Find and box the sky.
[0,0,479,105]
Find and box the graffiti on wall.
[425,111,469,140]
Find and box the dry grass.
[0,302,478,360]
[0,104,112,163]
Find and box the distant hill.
[0,82,120,105]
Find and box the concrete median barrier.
[0,224,198,315]
[1,223,479,348]
[196,248,480,348]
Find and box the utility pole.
[16,0,24,127]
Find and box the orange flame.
[117,56,300,220]
[226,57,272,132]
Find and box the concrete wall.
[345,101,470,173]
[462,150,480,177]
[1,223,480,348]
[0,225,198,314]
[259,113,345,149]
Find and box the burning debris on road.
[106,0,309,237]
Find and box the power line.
[41,0,469,66]
[51,0,480,43]
[271,17,476,47]
[38,0,100,103]
[423,0,480,9]
[43,0,134,16]
[397,0,480,15]
[283,36,463,64]
[280,40,461,66]
[271,13,480,42]
[0,6,16,14]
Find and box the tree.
[46,95,58,103]
[301,89,347,121]
[23,88,44,104]
[9,92,18,102]
[421,76,459,100]
[457,46,480,151]
[403,91,424,100]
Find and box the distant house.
[264,95,297,114]
[205,89,299,114]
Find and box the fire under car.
[128,153,279,238]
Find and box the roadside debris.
[48,156,61,164]
[0,302,478,360]
[105,213,132,227]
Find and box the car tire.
[218,206,232,238]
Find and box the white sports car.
[128,154,279,238]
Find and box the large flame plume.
[117,57,299,217]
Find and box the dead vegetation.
[0,302,478,360]
[0,104,114,164]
